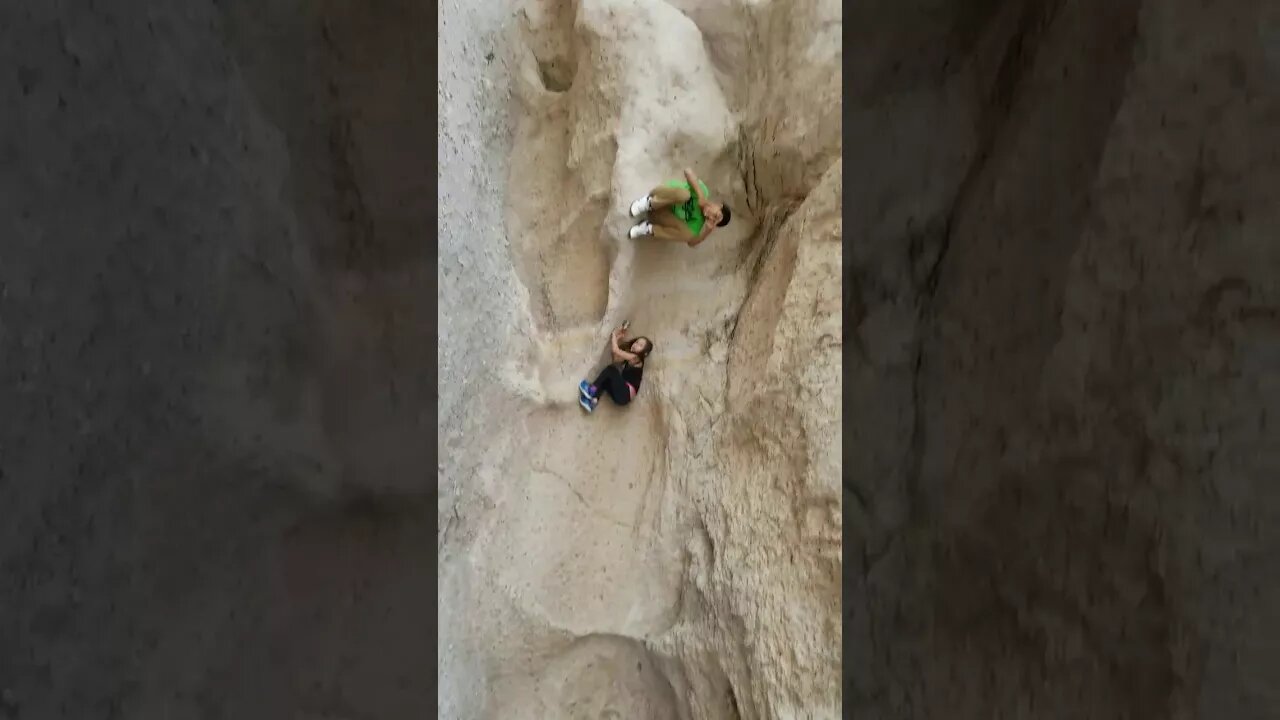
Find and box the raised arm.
[610,327,639,363]
[687,222,715,247]
[683,167,708,203]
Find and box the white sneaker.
[629,195,652,217]
[628,221,653,239]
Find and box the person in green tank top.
[626,167,731,247]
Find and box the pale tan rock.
[441,0,842,718]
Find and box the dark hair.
[717,205,731,227]
[626,336,654,363]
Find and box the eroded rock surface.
[439,0,841,718]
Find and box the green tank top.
[664,179,711,235]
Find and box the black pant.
[593,364,632,406]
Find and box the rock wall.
[439,0,842,718]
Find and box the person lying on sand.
[579,322,654,413]
[626,167,731,247]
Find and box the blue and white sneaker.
[579,379,593,400]
[579,394,595,413]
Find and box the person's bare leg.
[631,184,690,216]
[646,209,695,242]
[646,184,689,210]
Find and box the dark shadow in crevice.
[537,58,574,92]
